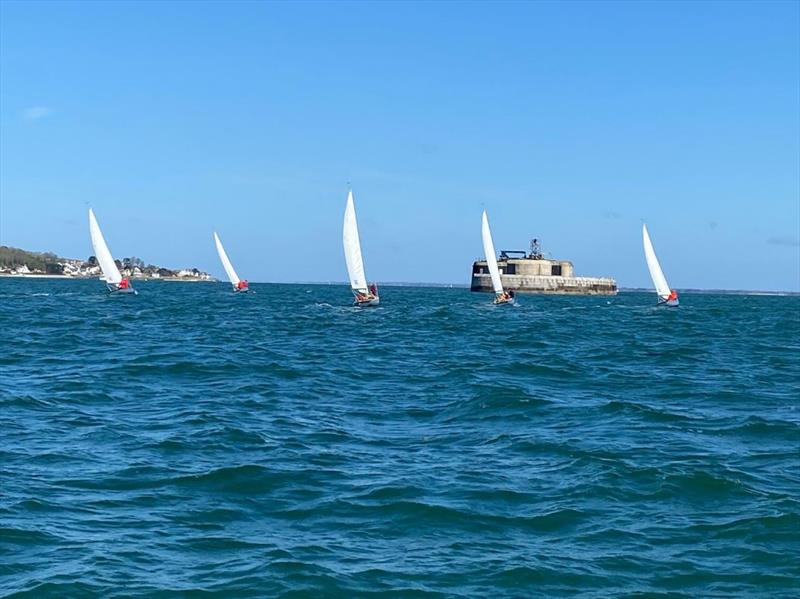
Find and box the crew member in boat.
[667,289,678,302]
[117,278,130,290]
[355,287,376,303]
[496,289,514,303]
[236,280,249,291]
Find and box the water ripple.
[1,280,798,597]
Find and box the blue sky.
[1,0,798,290]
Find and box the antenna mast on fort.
[529,238,543,260]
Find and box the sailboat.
[482,210,514,305]
[88,208,136,294]
[642,223,678,307]
[214,232,249,292]
[343,190,379,306]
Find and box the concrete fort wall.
[470,273,618,295]
[473,258,575,278]
[506,259,574,278]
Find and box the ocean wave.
[2,281,799,596]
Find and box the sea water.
[1,279,798,597]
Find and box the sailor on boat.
[354,283,379,306]
[109,276,136,294]
[659,289,679,306]
[494,289,515,305]
[235,279,249,292]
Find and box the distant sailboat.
[214,232,249,293]
[482,210,514,305]
[642,223,678,306]
[88,208,136,294]
[343,190,379,306]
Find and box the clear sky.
[1,0,798,291]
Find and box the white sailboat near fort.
[214,232,249,293]
[88,208,136,294]
[482,210,514,305]
[343,190,379,307]
[642,223,678,307]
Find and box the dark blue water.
[1,279,798,597]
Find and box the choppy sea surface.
[1,278,798,598]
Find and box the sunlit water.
[1,279,798,597]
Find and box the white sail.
[481,210,504,295]
[642,223,671,299]
[342,190,368,293]
[213,232,241,286]
[88,208,122,285]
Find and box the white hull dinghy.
[482,210,515,306]
[343,190,380,307]
[356,284,380,307]
[214,232,249,293]
[88,208,137,295]
[642,223,678,307]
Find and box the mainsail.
[88,208,123,285]
[642,223,671,299]
[213,232,241,286]
[481,211,504,295]
[343,190,368,293]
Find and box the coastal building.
[62,262,81,276]
[172,268,212,281]
[0,246,214,281]
[471,239,617,295]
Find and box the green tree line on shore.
[1,245,206,278]
[0,246,61,271]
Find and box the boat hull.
[355,297,380,307]
[109,285,137,295]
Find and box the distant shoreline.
[0,273,215,282]
[1,275,796,295]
